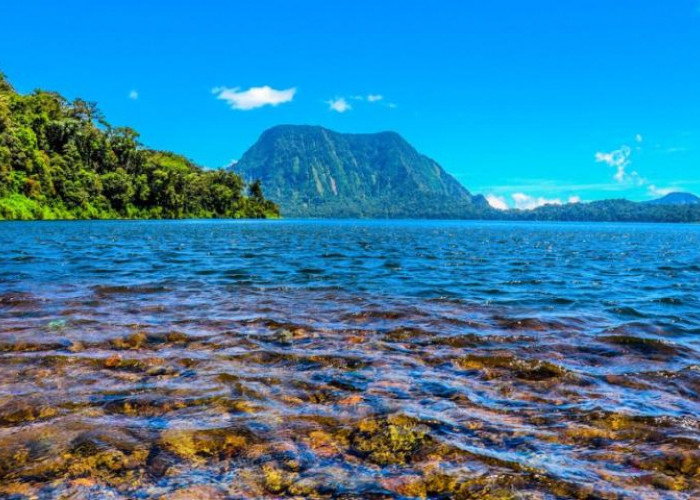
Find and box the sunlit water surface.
[1,220,699,499]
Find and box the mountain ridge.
[233,125,489,218]
[231,124,700,223]
[645,192,700,206]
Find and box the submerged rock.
[350,414,434,466]
[454,354,568,381]
[164,485,227,500]
[159,427,251,462]
[0,400,58,426]
[110,332,149,350]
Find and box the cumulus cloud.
[486,194,509,210]
[512,193,562,210]
[594,140,687,200]
[329,94,393,111]
[326,97,352,113]
[129,90,138,100]
[648,185,676,197]
[595,146,632,182]
[213,85,296,110]
[350,94,384,102]
[511,194,580,210]
[595,143,648,186]
[486,193,582,211]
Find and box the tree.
[249,179,264,202]
[0,67,279,221]
[101,168,134,211]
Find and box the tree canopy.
[0,70,278,220]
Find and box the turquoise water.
[1,220,699,498]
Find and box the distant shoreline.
[2,216,698,224]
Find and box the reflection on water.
[1,220,699,498]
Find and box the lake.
[1,220,699,498]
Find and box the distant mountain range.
[645,192,700,206]
[233,125,700,222]
[507,198,700,223]
[234,125,489,218]
[3,55,695,224]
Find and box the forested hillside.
[0,70,278,220]
[508,199,700,223]
[234,125,489,218]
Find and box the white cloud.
[129,90,138,100]
[593,141,687,199]
[648,185,676,197]
[486,194,509,210]
[349,94,384,103]
[326,97,351,113]
[630,172,646,186]
[213,85,296,110]
[488,193,581,211]
[512,193,568,210]
[595,146,632,183]
[595,144,647,185]
[331,94,392,110]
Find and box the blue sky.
[1,0,699,208]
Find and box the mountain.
[233,125,489,218]
[508,199,700,223]
[0,69,278,220]
[645,192,700,206]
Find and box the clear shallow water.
[1,220,699,499]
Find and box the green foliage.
[0,70,278,221]
[235,125,488,218]
[0,193,46,220]
[503,199,700,223]
[233,125,700,222]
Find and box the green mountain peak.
[234,124,488,218]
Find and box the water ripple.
[0,220,699,498]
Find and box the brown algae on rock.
[350,414,434,466]
[160,427,251,462]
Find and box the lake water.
[1,220,699,499]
